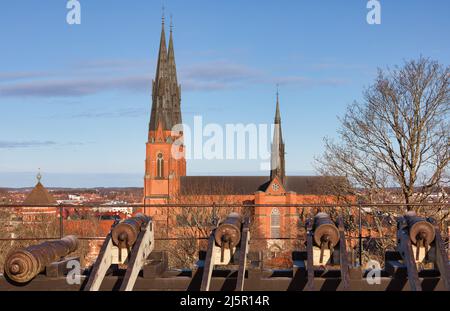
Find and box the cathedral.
[143,17,349,242]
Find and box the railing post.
[358,205,362,266]
[59,205,64,239]
[166,204,169,240]
[211,202,217,226]
[446,218,449,261]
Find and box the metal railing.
[0,202,449,267]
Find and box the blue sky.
[0,0,449,187]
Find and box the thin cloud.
[310,62,366,71]
[0,140,57,149]
[180,61,263,91]
[0,75,151,97]
[72,59,152,72]
[273,76,349,87]
[0,59,349,98]
[182,80,229,91]
[68,107,147,119]
[0,140,84,149]
[0,71,46,82]
[182,61,262,82]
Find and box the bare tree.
[316,57,449,208]
[156,182,259,269]
[315,58,449,264]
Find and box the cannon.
[310,212,340,265]
[200,212,250,291]
[112,213,150,249]
[84,214,154,291]
[404,211,435,248]
[302,213,350,291]
[386,211,450,291]
[313,212,340,256]
[4,235,78,283]
[214,212,242,253]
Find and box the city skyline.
[1,1,449,187]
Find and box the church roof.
[179,176,350,196]
[180,176,268,195]
[282,176,349,195]
[23,181,57,205]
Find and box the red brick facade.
[143,20,350,244]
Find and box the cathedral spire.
[149,18,168,132]
[154,15,168,83]
[270,89,285,184]
[167,14,182,126]
[167,15,177,89]
[149,14,182,134]
[275,86,281,124]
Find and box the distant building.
[68,194,84,201]
[21,172,57,222]
[97,201,132,216]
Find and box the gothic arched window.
[156,153,164,178]
[270,208,281,239]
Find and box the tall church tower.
[270,91,286,185]
[144,16,186,206]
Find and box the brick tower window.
[157,153,164,178]
[270,208,280,239]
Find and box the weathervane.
[36,168,42,183]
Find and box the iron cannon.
[111,213,151,248]
[313,212,340,249]
[4,235,78,283]
[404,211,435,246]
[214,212,243,249]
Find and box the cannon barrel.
[111,213,150,247]
[214,212,242,248]
[313,212,340,248]
[404,211,435,245]
[4,235,78,283]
